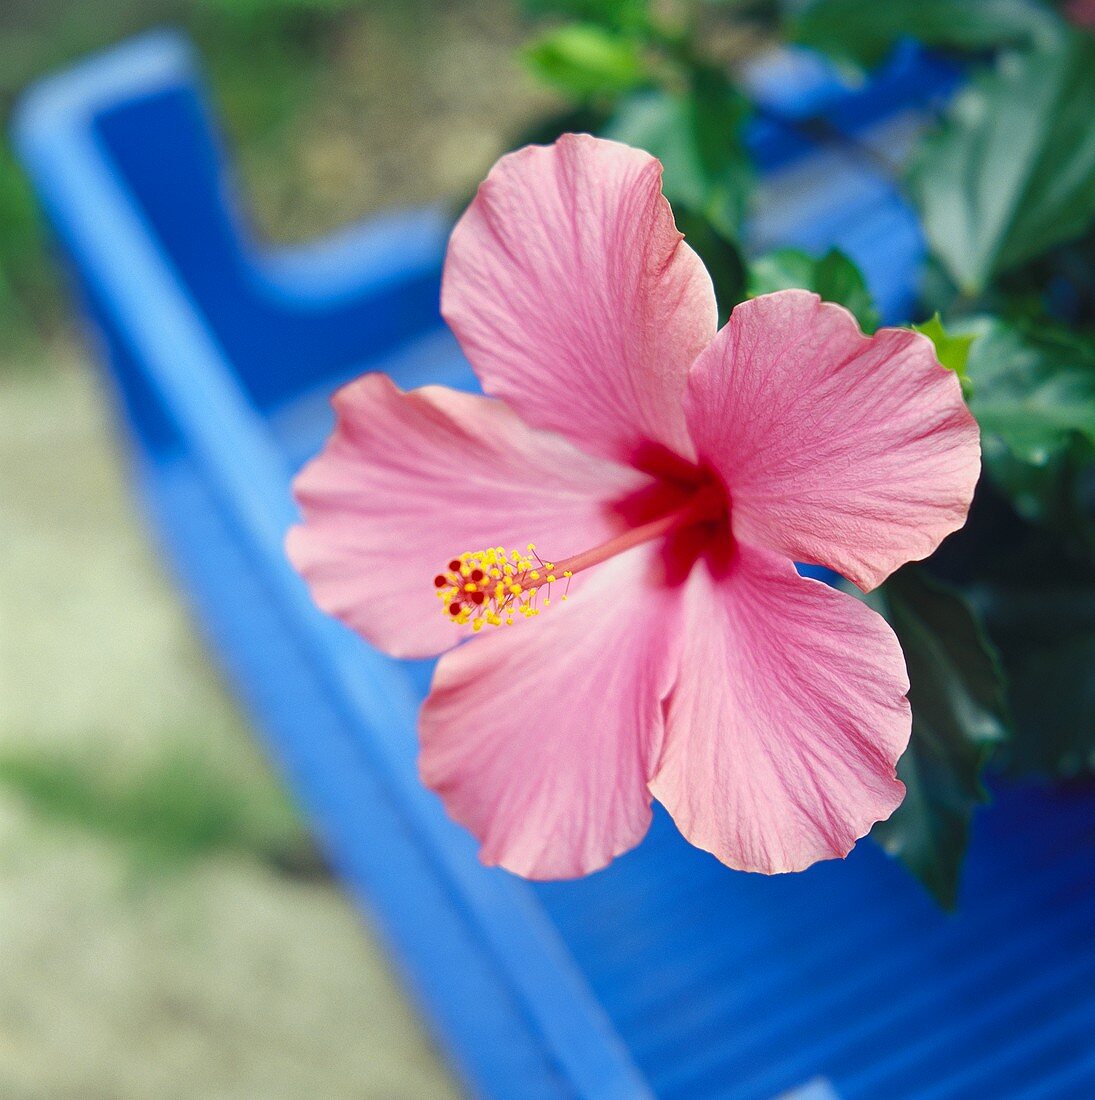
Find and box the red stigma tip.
[448,559,462,572]
[470,568,485,582]
[471,591,485,605]
[433,574,448,588]
[448,601,462,616]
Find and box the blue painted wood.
[13,30,1094,1100]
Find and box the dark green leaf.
[966,319,1095,465]
[909,34,1095,294]
[790,0,1064,69]
[605,73,752,238]
[912,313,976,391]
[697,0,777,12]
[976,579,1095,779]
[872,567,1009,908]
[507,103,613,149]
[703,0,780,17]
[748,247,880,332]
[978,436,1095,543]
[523,23,649,99]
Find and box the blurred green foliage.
[789,0,1063,68]
[967,320,1095,468]
[0,746,313,873]
[524,23,651,97]
[196,0,362,14]
[0,0,365,350]
[519,0,652,30]
[0,143,52,335]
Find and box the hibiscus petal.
[442,133,717,465]
[420,546,682,879]
[650,544,910,875]
[685,291,981,591]
[287,373,647,659]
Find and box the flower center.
[434,482,726,630]
[433,546,570,630]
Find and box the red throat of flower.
[434,480,728,630]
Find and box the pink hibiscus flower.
[288,134,980,880]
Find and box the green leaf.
[872,568,1010,909]
[790,0,1064,70]
[506,103,613,150]
[523,23,649,99]
[979,436,1095,541]
[605,71,752,239]
[912,313,976,390]
[977,579,1095,780]
[909,34,1095,294]
[748,247,880,332]
[966,319,1095,466]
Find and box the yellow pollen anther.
[435,543,568,632]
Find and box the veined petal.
[442,133,717,466]
[420,545,682,879]
[685,291,981,591]
[287,373,647,659]
[651,544,910,875]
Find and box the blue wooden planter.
[13,31,1095,1099]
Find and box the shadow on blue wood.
[13,31,1095,1100]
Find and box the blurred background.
[1,2,555,1096]
[3,0,1092,1096]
